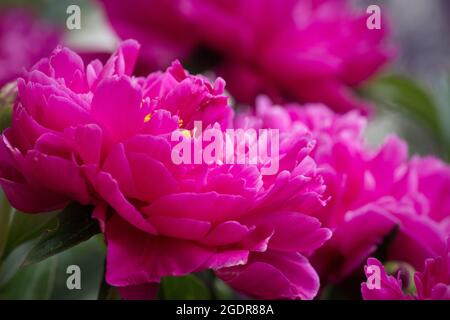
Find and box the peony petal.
[142,192,251,222]
[91,76,143,143]
[105,215,216,286]
[217,251,320,300]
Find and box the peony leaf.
[0,256,58,300]
[22,203,99,266]
[160,274,210,300]
[0,240,37,287]
[0,191,14,260]
[435,74,450,160]
[3,210,58,259]
[0,81,16,132]
[213,278,235,300]
[361,74,441,138]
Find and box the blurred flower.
[0,9,60,88]
[98,0,393,113]
[236,96,450,286]
[362,239,450,300]
[0,40,331,300]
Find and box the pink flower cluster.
[0,37,449,299]
[99,0,393,113]
[236,97,450,296]
[0,41,332,299]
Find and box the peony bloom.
[236,97,450,286]
[362,238,450,300]
[0,9,60,88]
[0,41,331,300]
[98,0,393,113]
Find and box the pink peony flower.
[362,238,450,300]
[0,41,331,300]
[236,96,450,286]
[0,9,60,88]
[98,0,393,113]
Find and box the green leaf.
[160,274,210,300]
[0,240,37,287]
[0,256,58,300]
[435,75,450,160]
[23,202,99,266]
[361,74,441,138]
[49,235,106,300]
[384,261,416,296]
[0,81,16,132]
[0,191,14,260]
[213,278,235,300]
[3,210,58,258]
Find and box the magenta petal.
[127,152,178,202]
[147,215,211,241]
[91,76,142,143]
[313,205,399,281]
[389,212,448,270]
[0,177,68,213]
[49,46,85,87]
[19,150,90,205]
[250,211,331,252]
[114,39,141,76]
[124,134,174,166]
[92,171,157,235]
[361,258,407,300]
[217,251,320,300]
[105,215,215,286]
[204,250,249,270]
[101,143,138,198]
[203,221,250,246]
[8,103,48,153]
[64,124,103,165]
[40,95,90,131]
[142,192,250,223]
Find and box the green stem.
[0,193,13,261]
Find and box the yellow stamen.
[178,119,184,127]
[180,129,191,138]
[144,114,152,123]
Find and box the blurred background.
[0,0,449,299]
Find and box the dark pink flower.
[0,41,331,300]
[99,0,393,112]
[236,97,450,286]
[0,9,60,88]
